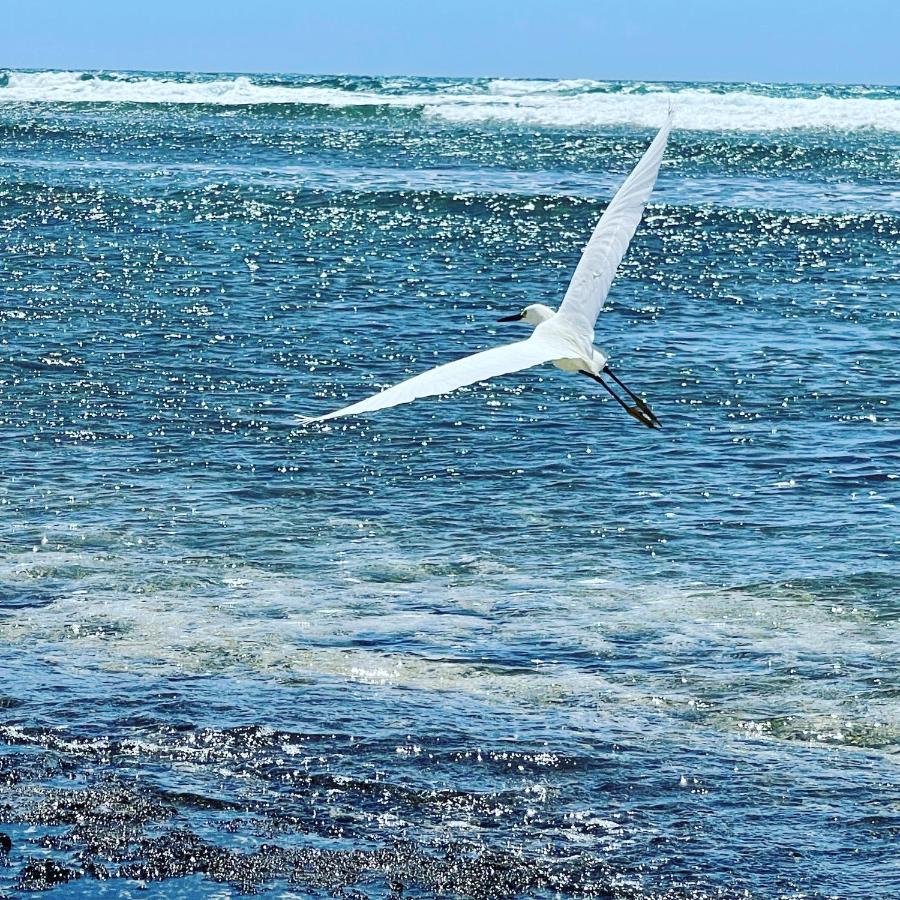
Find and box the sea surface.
[0,70,898,898]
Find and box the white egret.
[301,110,673,429]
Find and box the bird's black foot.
[627,395,661,429]
[626,403,660,429]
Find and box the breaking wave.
[1,70,899,131]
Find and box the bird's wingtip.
[295,414,322,426]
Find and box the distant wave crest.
[1,70,899,132]
[0,70,367,106]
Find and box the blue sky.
[1,0,897,84]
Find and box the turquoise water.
[0,70,898,897]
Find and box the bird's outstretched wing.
[556,110,673,338]
[299,335,563,424]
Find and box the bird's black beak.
[497,312,524,322]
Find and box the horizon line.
[3,65,898,91]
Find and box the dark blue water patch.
[0,584,57,613]
[0,654,897,897]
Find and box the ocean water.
[0,69,898,898]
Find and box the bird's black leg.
[579,370,630,412]
[579,370,660,430]
[602,366,661,429]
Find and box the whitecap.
[1,70,899,132]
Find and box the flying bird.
[301,111,673,429]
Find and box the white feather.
[299,335,564,424]
[556,108,673,339]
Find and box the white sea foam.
[1,70,899,132]
[430,84,900,132]
[0,70,373,106]
[1,530,897,756]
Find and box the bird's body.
[524,305,608,376]
[301,111,673,427]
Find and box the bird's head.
[497,303,555,327]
